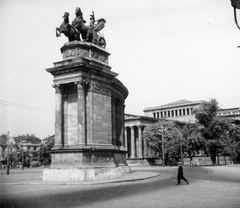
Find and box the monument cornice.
[49,147,127,154]
[46,57,113,75]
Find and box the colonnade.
[124,125,154,159]
[153,107,194,119]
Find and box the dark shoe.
[187,181,189,185]
[176,183,180,185]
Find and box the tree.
[205,117,232,165]
[193,98,219,128]
[143,119,183,165]
[181,123,205,164]
[220,120,240,164]
[192,99,221,165]
[193,98,239,165]
[38,135,54,166]
[235,126,240,163]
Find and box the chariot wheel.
[97,36,106,48]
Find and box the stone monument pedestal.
[43,42,130,181]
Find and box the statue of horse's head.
[62,12,69,23]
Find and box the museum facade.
[124,99,240,165]
[143,99,204,123]
[124,114,159,164]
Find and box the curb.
[1,171,160,186]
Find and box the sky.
[0,0,240,139]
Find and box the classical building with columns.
[217,107,240,122]
[124,114,159,164]
[143,99,240,124]
[143,99,204,123]
[124,100,205,164]
[124,100,240,165]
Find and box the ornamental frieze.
[62,47,108,65]
[91,82,111,95]
[90,50,108,64]
[63,48,89,59]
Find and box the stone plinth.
[43,42,130,181]
[43,166,130,182]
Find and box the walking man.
[176,162,189,185]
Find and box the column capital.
[74,79,90,89]
[52,84,62,93]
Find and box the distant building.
[124,114,158,163]
[143,99,240,124]
[217,107,240,124]
[0,135,8,163]
[124,99,240,165]
[14,135,42,152]
[0,134,42,167]
[143,99,204,123]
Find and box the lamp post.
[159,126,165,167]
[20,143,25,170]
[231,0,240,30]
[22,144,24,168]
[6,131,10,175]
[180,136,184,165]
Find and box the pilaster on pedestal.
[75,80,88,146]
[52,84,63,149]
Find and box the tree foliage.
[181,123,205,161]
[38,136,54,166]
[143,98,240,165]
[193,98,219,128]
[193,98,240,165]
[143,119,184,165]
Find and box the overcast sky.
[0,0,240,139]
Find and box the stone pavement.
[0,166,160,185]
[1,165,240,208]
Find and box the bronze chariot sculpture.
[56,7,106,48]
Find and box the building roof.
[125,113,159,121]
[217,107,240,112]
[13,135,42,144]
[217,107,240,121]
[143,99,205,111]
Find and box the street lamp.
[231,0,240,30]
[6,131,10,175]
[21,143,24,170]
[159,126,165,167]
[180,136,184,165]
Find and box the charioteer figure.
[56,7,106,48]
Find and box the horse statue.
[56,12,80,42]
[56,8,106,48]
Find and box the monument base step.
[42,166,131,182]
